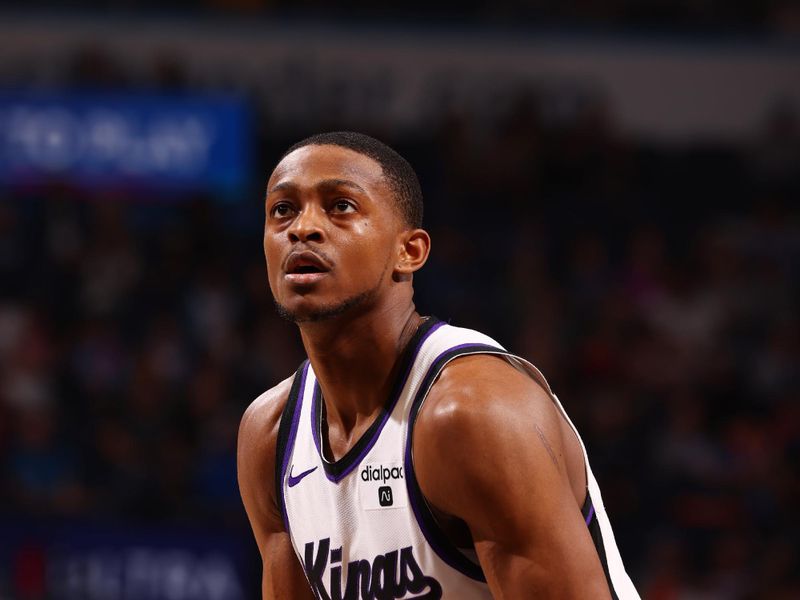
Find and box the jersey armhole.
[275,360,309,530]
[405,343,509,584]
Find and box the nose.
[287,204,324,243]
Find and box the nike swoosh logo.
[287,465,318,487]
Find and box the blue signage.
[0,518,256,599]
[0,91,250,197]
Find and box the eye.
[331,199,356,214]
[270,201,295,218]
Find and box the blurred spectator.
[0,32,797,597]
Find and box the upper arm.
[237,379,314,600]
[414,355,611,599]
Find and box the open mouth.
[290,264,324,274]
[284,251,331,282]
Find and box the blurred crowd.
[1,41,799,600]
[6,0,800,35]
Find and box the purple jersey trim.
[279,360,309,532]
[311,320,445,483]
[585,504,595,526]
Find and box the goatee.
[273,285,380,324]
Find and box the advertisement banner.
[0,519,256,600]
[0,92,250,198]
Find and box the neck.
[298,298,424,439]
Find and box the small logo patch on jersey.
[359,462,407,511]
[288,465,318,487]
[378,486,393,507]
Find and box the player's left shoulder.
[418,352,556,438]
[412,352,570,522]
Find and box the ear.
[394,228,431,281]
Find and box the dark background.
[0,3,798,599]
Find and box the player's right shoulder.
[237,374,296,533]
[238,374,295,456]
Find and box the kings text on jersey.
[304,537,443,599]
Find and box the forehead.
[268,144,389,196]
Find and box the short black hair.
[281,131,424,228]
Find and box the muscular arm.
[237,378,314,599]
[414,355,611,599]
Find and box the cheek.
[341,224,395,275]
[263,237,282,278]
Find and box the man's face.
[264,144,404,323]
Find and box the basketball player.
[238,132,639,599]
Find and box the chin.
[273,288,378,324]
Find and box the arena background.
[0,3,798,599]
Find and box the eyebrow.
[267,178,368,196]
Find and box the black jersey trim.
[584,497,620,599]
[581,493,594,524]
[275,360,310,530]
[405,343,507,583]
[311,317,444,483]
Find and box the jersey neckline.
[309,316,443,483]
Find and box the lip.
[284,250,331,275]
[284,271,328,285]
[283,250,331,286]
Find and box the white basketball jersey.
[276,318,639,599]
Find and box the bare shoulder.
[238,375,295,460]
[413,353,574,520]
[413,357,611,597]
[418,353,559,442]
[237,374,295,534]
